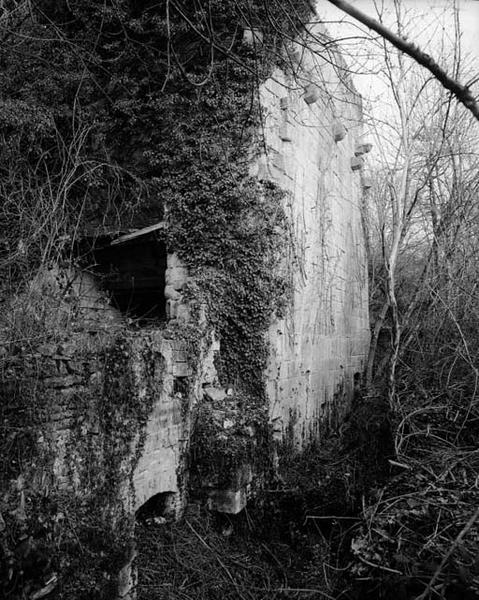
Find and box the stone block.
[303,83,320,105]
[354,142,373,156]
[165,266,188,289]
[351,156,364,171]
[173,350,187,363]
[242,27,264,47]
[362,175,372,190]
[207,488,248,514]
[164,285,181,301]
[203,386,226,402]
[176,303,190,323]
[279,123,293,142]
[333,122,346,142]
[167,254,185,269]
[173,362,191,377]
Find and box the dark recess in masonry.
[136,491,177,523]
[78,234,168,324]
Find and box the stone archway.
[136,491,178,524]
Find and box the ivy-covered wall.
[0,2,370,597]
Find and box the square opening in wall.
[78,232,167,324]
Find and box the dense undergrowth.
[353,238,479,596]
[348,384,479,600]
[135,287,479,600]
[135,390,394,599]
[135,374,479,600]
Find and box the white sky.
[316,0,479,100]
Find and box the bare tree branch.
[324,0,479,122]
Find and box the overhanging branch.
[325,0,479,122]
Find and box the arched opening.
[135,491,177,524]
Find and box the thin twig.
[185,519,252,600]
[415,507,479,600]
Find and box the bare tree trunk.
[365,299,389,388]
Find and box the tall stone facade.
[260,36,371,444]
[128,33,371,509]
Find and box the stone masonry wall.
[1,28,370,529]
[259,34,371,444]
[42,34,371,513]
[2,255,199,517]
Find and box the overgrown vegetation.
[189,390,274,492]
[353,3,479,595]
[2,1,478,599]
[0,328,166,599]
[135,392,395,599]
[0,0,312,391]
[136,507,333,600]
[0,1,315,598]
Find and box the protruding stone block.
[279,96,290,110]
[333,122,346,142]
[203,386,227,402]
[303,83,320,105]
[362,175,372,189]
[351,156,364,171]
[164,285,181,301]
[243,28,263,47]
[165,266,188,289]
[354,142,373,156]
[173,362,191,377]
[167,254,185,269]
[279,123,293,142]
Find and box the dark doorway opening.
[80,234,168,324]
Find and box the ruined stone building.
[39,26,368,515]
[0,15,370,599]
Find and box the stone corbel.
[333,121,346,142]
[303,83,320,104]
[361,175,372,190]
[354,142,373,156]
[351,156,364,171]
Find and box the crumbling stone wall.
[41,32,371,515]
[0,12,371,599]
[1,25,370,561]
